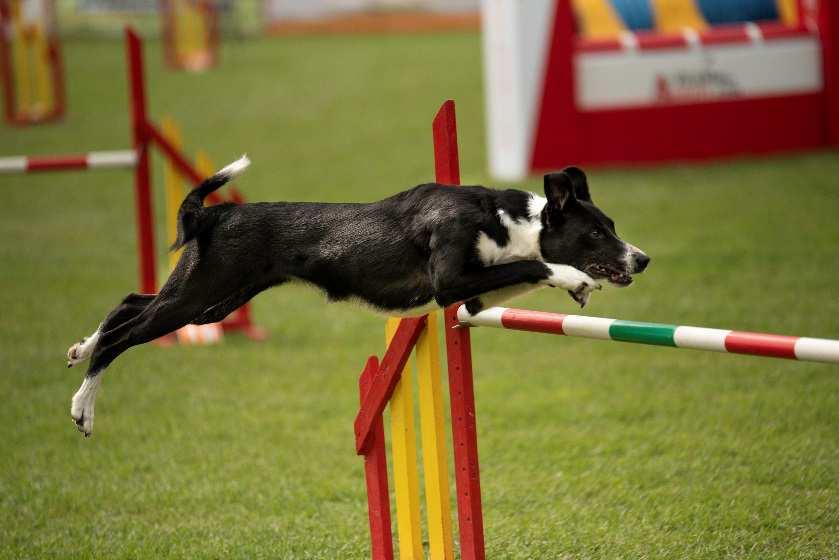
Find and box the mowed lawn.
[1,32,838,559]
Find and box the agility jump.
[0,0,65,125]
[160,0,219,72]
[354,101,839,560]
[0,27,262,342]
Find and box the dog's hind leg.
[70,290,208,437]
[192,281,282,325]
[66,293,155,368]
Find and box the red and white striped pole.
[0,150,136,173]
[458,306,839,365]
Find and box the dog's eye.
[590,230,603,239]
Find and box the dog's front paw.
[541,264,600,308]
[70,376,101,437]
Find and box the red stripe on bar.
[700,25,749,46]
[636,32,686,50]
[576,38,623,53]
[724,331,799,359]
[26,155,88,171]
[758,22,813,41]
[501,308,567,335]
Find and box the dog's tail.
[170,155,251,251]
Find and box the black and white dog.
[66,157,649,436]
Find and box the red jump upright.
[356,101,486,560]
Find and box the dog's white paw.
[70,376,101,437]
[541,264,600,308]
[66,329,100,368]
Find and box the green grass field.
[1,32,838,559]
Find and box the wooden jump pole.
[433,100,486,560]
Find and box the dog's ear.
[544,171,577,214]
[561,166,591,202]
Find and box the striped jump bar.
[0,150,137,174]
[457,306,839,365]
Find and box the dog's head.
[538,167,649,286]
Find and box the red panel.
[725,332,798,359]
[819,0,839,145]
[758,22,813,40]
[532,0,580,170]
[700,25,749,46]
[636,31,687,50]
[354,316,427,454]
[576,38,623,53]
[26,155,87,171]
[359,356,394,560]
[434,100,486,560]
[553,93,827,168]
[501,309,566,335]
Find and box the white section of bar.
[673,326,730,353]
[87,150,137,169]
[0,156,28,173]
[682,27,700,49]
[794,337,839,364]
[560,315,613,340]
[745,22,763,43]
[456,305,506,328]
[619,31,638,52]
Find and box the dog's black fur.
[68,159,648,436]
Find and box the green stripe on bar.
[609,321,677,347]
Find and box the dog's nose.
[634,252,650,272]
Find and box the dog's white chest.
[475,208,543,266]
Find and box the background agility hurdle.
[0,27,263,342]
[0,0,65,125]
[483,0,839,179]
[355,100,838,559]
[160,0,219,72]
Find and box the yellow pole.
[162,116,185,271]
[10,2,35,118]
[387,317,424,560]
[416,311,455,559]
[31,22,53,115]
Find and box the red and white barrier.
[0,150,137,173]
[457,306,839,365]
[482,0,839,179]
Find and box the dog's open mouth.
[585,264,633,286]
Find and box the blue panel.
[610,0,655,31]
[695,0,779,24]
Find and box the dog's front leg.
[540,263,602,306]
[431,257,598,311]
